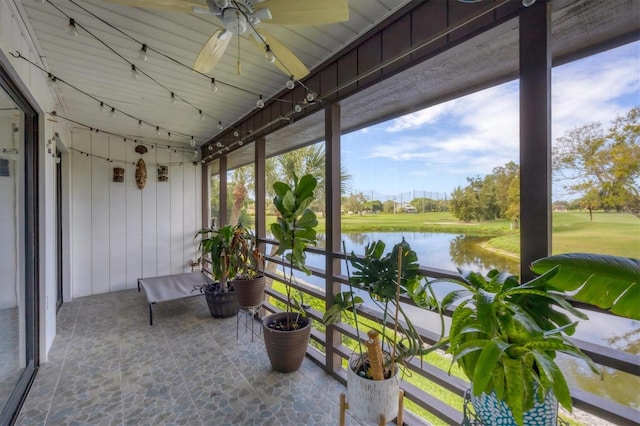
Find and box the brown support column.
[201,163,210,229]
[519,1,551,281]
[325,101,342,373]
[219,155,228,227]
[255,137,266,251]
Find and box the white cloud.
[386,102,456,132]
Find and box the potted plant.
[431,252,640,426]
[195,224,243,318]
[323,238,445,425]
[229,225,267,309]
[262,173,319,373]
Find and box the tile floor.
[15,289,365,425]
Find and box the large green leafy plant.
[196,223,256,292]
[270,173,319,326]
[324,239,444,378]
[434,266,602,425]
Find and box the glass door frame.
[0,61,40,425]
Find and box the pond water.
[267,231,640,409]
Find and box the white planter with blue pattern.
[470,387,558,425]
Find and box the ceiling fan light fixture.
[223,8,248,34]
[256,95,265,108]
[522,0,536,6]
[214,0,229,9]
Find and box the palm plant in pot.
[263,173,319,373]
[431,252,639,426]
[323,238,445,425]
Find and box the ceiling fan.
[104,0,349,79]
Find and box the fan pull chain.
[237,14,242,75]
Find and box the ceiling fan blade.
[250,30,309,80]
[255,0,349,25]
[193,30,232,73]
[102,0,206,13]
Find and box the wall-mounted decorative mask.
[113,167,124,182]
[135,144,148,155]
[136,159,147,189]
[158,165,168,182]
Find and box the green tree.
[363,199,383,213]
[553,106,640,219]
[344,192,367,215]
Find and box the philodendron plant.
[270,173,319,329]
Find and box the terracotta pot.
[262,312,311,373]
[233,275,266,308]
[346,355,401,424]
[204,285,238,318]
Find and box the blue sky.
[341,41,640,202]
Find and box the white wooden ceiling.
[19,0,412,148]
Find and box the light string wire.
[70,146,196,167]
[11,51,198,143]
[46,0,225,125]
[49,111,199,157]
[55,0,306,129]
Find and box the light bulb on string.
[216,142,223,148]
[233,130,239,137]
[47,73,57,87]
[256,95,264,108]
[190,136,196,147]
[155,126,161,135]
[294,104,302,113]
[217,121,223,131]
[238,140,243,146]
[110,107,116,118]
[137,120,143,129]
[99,101,106,112]
[168,132,172,141]
[306,92,316,102]
[264,45,275,64]
[138,44,148,62]
[210,78,218,93]
[170,92,176,104]
[522,0,536,5]
[199,109,205,120]
[208,145,213,151]
[286,76,295,90]
[130,64,139,79]
[67,18,78,37]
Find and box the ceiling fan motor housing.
[223,8,248,34]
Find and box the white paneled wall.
[70,129,202,297]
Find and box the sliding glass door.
[0,63,39,425]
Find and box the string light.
[306,92,316,102]
[286,76,295,90]
[233,130,239,137]
[264,45,275,64]
[170,92,176,104]
[256,95,264,109]
[217,121,223,130]
[190,136,196,147]
[168,132,172,141]
[210,78,218,92]
[138,43,148,61]
[216,142,223,148]
[155,126,161,135]
[199,110,205,120]
[67,18,78,37]
[110,107,116,118]
[208,145,213,151]
[131,64,139,79]
[99,101,106,112]
[294,104,302,113]
[137,120,143,129]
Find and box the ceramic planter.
[262,312,311,373]
[470,387,558,426]
[346,355,401,424]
